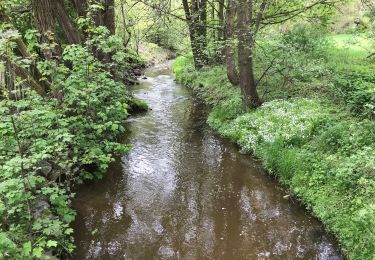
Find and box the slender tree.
[237,0,261,107]
[217,0,225,42]
[233,0,339,107]
[225,0,239,86]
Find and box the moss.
[128,98,149,113]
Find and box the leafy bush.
[0,44,133,258]
[331,66,375,118]
[281,24,330,56]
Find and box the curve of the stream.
[71,62,342,260]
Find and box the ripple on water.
[71,64,343,260]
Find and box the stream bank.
[70,62,342,259]
[173,55,375,260]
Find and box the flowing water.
[71,63,342,260]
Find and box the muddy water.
[71,63,342,260]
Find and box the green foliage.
[174,55,375,260]
[0,24,135,260]
[146,21,186,52]
[116,0,188,54]
[173,55,240,106]
[253,31,375,119]
[330,65,375,118]
[281,24,330,56]
[211,98,329,153]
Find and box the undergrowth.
[173,39,375,259]
[0,25,143,258]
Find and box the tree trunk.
[14,37,50,93]
[3,57,47,97]
[218,0,225,41]
[54,0,81,44]
[225,0,239,85]
[197,0,208,64]
[94,0,115,35]
[121,3,132,47]
[237,0,261,107]
[32,0,59,60]
[103,0,115,35]
[0,9,50,95]
[71,0,87,17]
[182,0,208,69]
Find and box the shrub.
[0,44,132,258]
[281,24,330,56]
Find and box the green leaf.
[111,124,119,131]
[47,240,58,248]
[32,247,43,258]
[22,241,32,256]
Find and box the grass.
[172,33,375,260]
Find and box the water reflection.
[71,64,342,259]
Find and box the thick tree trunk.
[32,0,59,60]
[225,0,239,85]
[103,0,115,35]
[3,57,47,97]
[94,0,115,35]
[71,0,87,17]
[237,0,261,107]
[54,0,81,44]
[14,37,50,93]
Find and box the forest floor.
[172,34,375,260]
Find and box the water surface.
[71,63,342,259]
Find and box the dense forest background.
[0,0,374,259]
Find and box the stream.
[71,62,342,259]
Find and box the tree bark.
[0,9,50,95]
[54,0,81,44]
[197,0,208,63]
[218,0,225,41]
[121,3,132,47]
[103,0,115,35]
[237,0,261,107]
[32,0,59,60]
[14,37,50,93]
[225,0,239,85]
[182,0,208,69]
[71,0,87,17]
[94,0,115,35]
[2,56,47,97]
